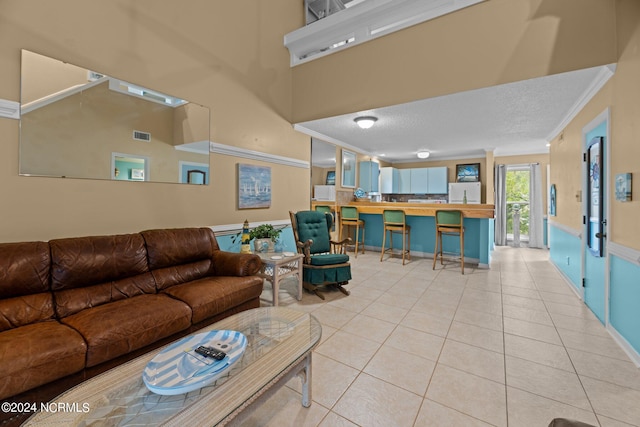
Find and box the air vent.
[133,130,151,142]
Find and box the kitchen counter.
[309,200,495,267]
[342,201,494,219]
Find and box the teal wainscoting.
[359,214,493,266]
[215,226,296,254]
[609,253,640,357]
[549,223,582,291]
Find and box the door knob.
[595,232,606,238]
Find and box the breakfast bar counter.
[312,201,495,267]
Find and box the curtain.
[529,163,544,248]
[494,164,507,246]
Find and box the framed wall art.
[326,170,336,185]
[238,164,271,209]
[456,163,480,182]
[131,169,145,180]
[615,173,632,202]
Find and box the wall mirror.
[341,149,356,188]
[19,50,210,184]
[311,138,336,184]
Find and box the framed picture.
[456,163,480,182]
[326,170,336,185]
[549,184,556,216]
[615,173,632,202]
[131,168,144,180]
[238,164,271,209]
[341,150,356,188]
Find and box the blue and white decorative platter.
[142,330,247,395]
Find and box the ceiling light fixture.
[417,150,430,159]
[354,116,377,129]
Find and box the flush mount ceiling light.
[417,150,430,159]
[354,116,377,129]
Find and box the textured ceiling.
[301,65,614,167]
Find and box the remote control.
[195,345,226,360]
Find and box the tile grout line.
[524,250,603,427]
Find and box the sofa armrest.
[212,251,262,277]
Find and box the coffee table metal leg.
[298,353,312,407]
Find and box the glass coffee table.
[25,307,321,426]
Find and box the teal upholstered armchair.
[289,210,352,299]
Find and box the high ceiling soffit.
[303,64,616,164]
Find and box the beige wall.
[0,0,309,242]
[549,0,640,250]
[292,0,617,122]
[1,0,634,247]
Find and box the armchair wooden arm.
[330,237,351,255]
[297,239,313,263]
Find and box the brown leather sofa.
[0,227,263,406]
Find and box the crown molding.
[209,142,309,169]
[546,64,617,141]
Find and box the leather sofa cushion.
[0,294,54,332]
[50,234,156,317]
[0,321,86,400]
[0,242,50,297]
[0,242,54,330]
[54,274,157,318]
[142,228,218,271]
[163,276,264,324]
[50,233,150,291]
[62,294,191,367]
[151,259,214,292]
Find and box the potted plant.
[249,224,282,253]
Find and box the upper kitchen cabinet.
[409,168,429,193]
[427,167,448,193]
[358,161,379,193]
[398,169,411,193]
[380,167,398,193]
[381,166,448,194]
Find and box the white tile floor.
[243,247,640,427]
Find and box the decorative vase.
[253,239,273,253]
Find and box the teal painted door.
[584,123,607,324]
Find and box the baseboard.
[607,324,640,368]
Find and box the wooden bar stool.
[432,209,465,274]
[340,206,365,257]
[380,209,411,265]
